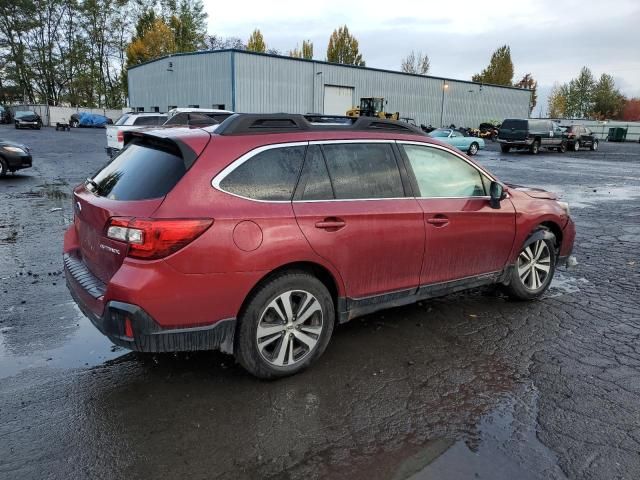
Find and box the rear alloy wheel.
[572,140,580,151]
[558,141,567,153]
[0,158,7,177]
[236,272,335,379]
[503,236,556,300]
[467,142,479,156]
[530,140,540,154]
[71,120,79,128]
[590,140,599,151]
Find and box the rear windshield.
[87,140,187,200]
[501,119,527,130]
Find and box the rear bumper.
[67,280,236,353]
[497,139,533,147]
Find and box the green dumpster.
[608,127,628,142]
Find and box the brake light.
[106,217,213,259]
[117,130,124,143]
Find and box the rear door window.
[321,143,404,199]
[88,140,188,200]
[219,146,305,201]
[296,145,334,200]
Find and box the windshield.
[429,129,451,138]
[15,111,36,118]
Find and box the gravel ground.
[0,126,639,480]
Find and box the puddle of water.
[0,303,126,379]
[397,392,565,480]
[545,272,589,298]
[529,184,640,209]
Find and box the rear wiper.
[85,178,98,191]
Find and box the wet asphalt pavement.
[1,126,639,480]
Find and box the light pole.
[440,81,448,127]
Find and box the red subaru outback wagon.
[64,114,575,378]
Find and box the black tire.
[14,124,18,129]
[71,120,79,128]
[530,140,540,155]
[572,140,580,152]
[0,158,7,177]
[557,141,566,153]
[590,140,598,151]
[500,145,511,153]
[235,271,335,379]
[503,232,556,301]
[467,142,480,156]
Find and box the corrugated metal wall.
[128,51,233,112]
[128,50,531,127]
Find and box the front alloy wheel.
[573,140,580,151]
[517,240,551,290]
[468,142,479,155]
[256,290,323,367]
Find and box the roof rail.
[214,113,426,136]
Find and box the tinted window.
[297,145,334,200]
[133,115,164,126]
[89,141,188,200]
[501,119,527,130]
[403,145,487,197]
[220,146,305,201]
[115,114,130,125]
[322,143,404,199]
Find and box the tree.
[472,45,513,86]
[565,66,594,118]
[167,0,207,52]
[619,98,640,121]
[547,83,567,118]
[326,25,364,66]
[126,18,176,66]
[591,73,624,119]
[515,73,537,114]
[247,29,266,53]
[400,51,430,75]
[289,40,313,59]
[206,35,245,50]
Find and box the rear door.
[499,119,527,141]
[399,142,515,285]
[293,142,425,299]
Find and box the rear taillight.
[117,130,124,143]
[106,217,213,260]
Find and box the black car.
[0,106,9,124]
[561,125,599,152]
[0,140,32,176]
[498,119,566,154]
[14,110,42,130]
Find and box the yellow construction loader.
[346,97,399,120]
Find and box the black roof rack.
[214,113,426,136]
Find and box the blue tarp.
[78,112,108,127]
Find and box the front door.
[293,142,425,299]
[399,142,516,285]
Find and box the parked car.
[560,125,599,152]
[0,106,9,124]
[105,112,167,157]
[69,112,113,128]
[64,114,576,379]
[428,128,485,155]
[498,119,566,154]
[14,110,42,130]
[163,108,234,126]
[0,139,32,176]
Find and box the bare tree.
[401,51,430,75]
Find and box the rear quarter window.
[88,140,188,200]
[218,146,305,201]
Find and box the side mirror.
[489,181,504,209]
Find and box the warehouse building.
[127,49,532,128]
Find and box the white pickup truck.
[105,112,167,157]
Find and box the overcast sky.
[204,0,640,114]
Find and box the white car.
[105,112,167,156]
[163,108,234,126]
